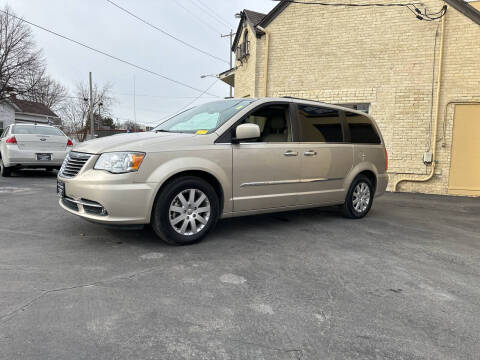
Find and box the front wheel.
[343,175,374,219]
[151,176,219,245]
[0,158,11,177]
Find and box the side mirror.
[234,123,260,143]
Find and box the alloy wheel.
[168,188,211,236]
[352,182,370,213]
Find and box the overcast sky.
[3,0,276,126]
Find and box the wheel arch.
[149,169,226,223]
[344,163,379,194]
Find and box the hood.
[72,131,197,154]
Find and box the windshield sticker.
[196,130,209,135]
[235,105,245,110]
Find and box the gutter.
[257,25,270,97]
[394,6,447,191]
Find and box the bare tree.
[0,5,45,100]
[60,82,113,142]
[122,120,142,131]
[21,71,68,111]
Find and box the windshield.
[153,99,255,134]
[12,125,64,136]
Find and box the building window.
[338,103,370,113]
[236,30,250,61]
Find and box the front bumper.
[4,146,68,167]
[58,171,157,225]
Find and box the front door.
[232,103,301,212]
[295,104,353,205]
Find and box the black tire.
[151,176,220,245]
[342,175,374,219]
[0,158,11,177]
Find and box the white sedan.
[0,123,73,177]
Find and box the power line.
[0,9,220,97]
[194,0,235,28]
[105,0,228,64]
[173,1,222,35]
[113,92,217,99]
[187,0,231,30]
[157,78,219,123]
[274,0,447,21]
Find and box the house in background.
[0,93,61,132]
[220,0,480,197]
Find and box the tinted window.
[297,105,343,143]
[240,104,291,142]
[346,112,381,144]
[12,125,64,136]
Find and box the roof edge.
[444,0,480,25]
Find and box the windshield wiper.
[154,129,171,133]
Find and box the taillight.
[5,136,17,144]
[67,139,73,147]
[384,148,388,171]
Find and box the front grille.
[59,152,92,178]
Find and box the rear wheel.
[151,176,219,245]
[343,175,374,219]
[0,158,11,177]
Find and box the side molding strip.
[240,177,343,187]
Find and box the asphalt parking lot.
[1,171,480,360]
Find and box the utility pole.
[89,72,95,139]
[221,29,235,98]
[133,76,137,131]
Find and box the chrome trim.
[64,197,104,208]
[240,179,300,187]
[59,152,92,178]
[301,177,343,183]
[240,177,343,187]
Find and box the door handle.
[304,150,317,156]
[283,150,298,157]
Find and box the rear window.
[12,125,64,136]
[345,112,381,144]
[297,105,343,143]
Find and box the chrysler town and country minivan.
[57,98,388,245]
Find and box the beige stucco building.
[219,0,480,196]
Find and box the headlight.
[94,152,145,173]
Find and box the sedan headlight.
[94,152,145,174]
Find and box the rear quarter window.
[345,112,381,144]
[297,105,344,143]
[12,125,64,136]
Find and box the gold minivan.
[58,98,388,245]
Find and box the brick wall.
[233,0,480,195]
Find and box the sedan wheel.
[0,158,11,177]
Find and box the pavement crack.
[0,265,165,325]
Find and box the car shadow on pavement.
[8,169,59,178]
[94,206,344,248]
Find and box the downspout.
[257,25,270,97]
[394,8,447,192]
